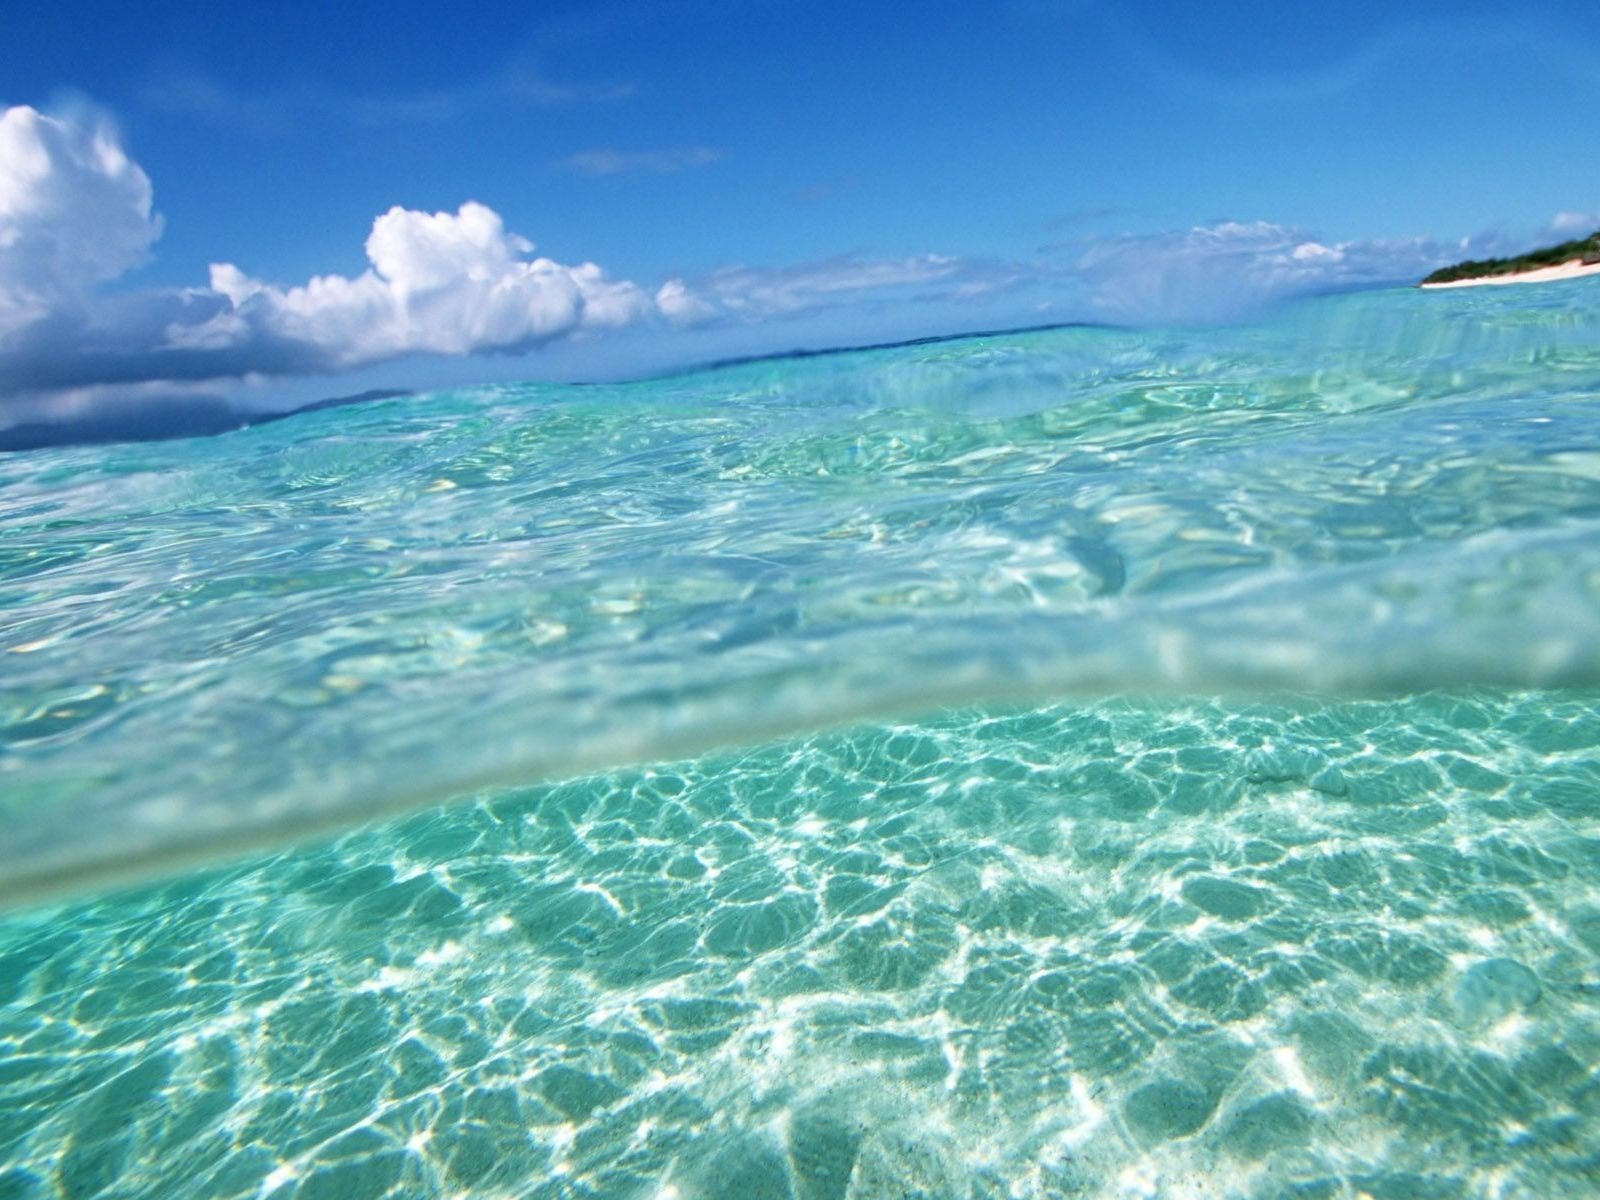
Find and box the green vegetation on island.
[1422,230,1600,285]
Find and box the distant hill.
[0,389,412,454]
[1422,230,1600,285]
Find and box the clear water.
[3,282,1600,1197]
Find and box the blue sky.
[3,0,1599,426]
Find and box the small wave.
[3,283,1600,902]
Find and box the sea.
[2,279,1599,1198]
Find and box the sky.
[3,0,1600,433]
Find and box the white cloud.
[195,202,656,367]
[0,105,161,332]
[0,105,676,416]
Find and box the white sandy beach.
[1421,257,1600,289]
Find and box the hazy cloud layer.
[1548,210,1600,237]
[1072,219,1503,321]
[666,221,1493,329]
[673,254,967,321]
[143,66,636,135]
[561,147,724,176]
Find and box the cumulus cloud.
[0,196,661,400]
[0,105,679,421]
[561,147,723,176]
[0,105,161,333]
[194,201,656,367]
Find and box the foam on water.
[3,281,1600,1196]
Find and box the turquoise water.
[3,282,1600,1196]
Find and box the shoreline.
[1420,257,1600,289]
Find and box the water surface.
[3,282,1600,1196]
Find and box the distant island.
[0,388,413,454]
[1421,229,1600,289]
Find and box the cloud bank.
[0,102,1554,443]
[1073,219,1475,321]
[0,106,161,334]
[0,105,694,423]
[0,107,999,425]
